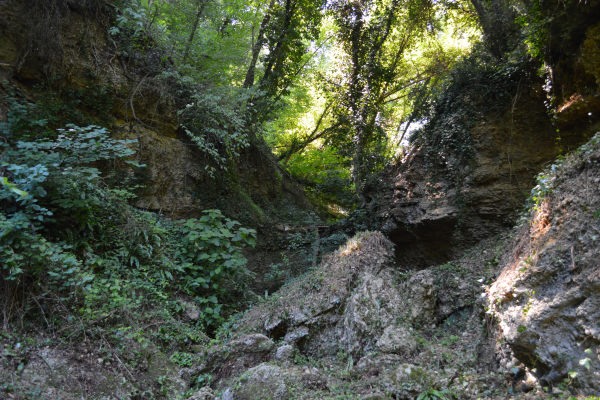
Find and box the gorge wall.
[0,0,312,225]
[367,28,600,269]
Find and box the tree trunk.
[261,0,297,84]
[243,0,276,88]
[182,0,208,65]
[352,127,367,207]
[469,0,505,59]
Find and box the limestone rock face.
[489,133,600,394]
[407,270,436,324]
[224,364,289,400]
[228,232,422,358]
[218,232,470,368]
[179,334,275,384]
[376,325,417,354]
[383,364,441,399]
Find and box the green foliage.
[110,0,148,38]
[522,132,600,221]
[34,81,116,134]
[0,124,138,285]
[0,107,257,346]
[2,81,114,144]
[178,210,256,325]
[175,81,253,173]
[169,351,195,368]
[417,388,453,400]
[106,0,479,215]
[287,146,358,216]
[324,0,439,202]
[514,1,548,59]
[417,388,454,400]
[264,254,292,292]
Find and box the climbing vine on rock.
[409,52,533,214]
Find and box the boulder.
[383,363,441,399]
[188,386,215,400]
[224,364,289,400]
[407,270,436,325]
[275,345,294,362]
[182,301,201,321]
[376,325,417,354]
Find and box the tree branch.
[277,102,333,162]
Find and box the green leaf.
[579,357,591,370]
[568,370,578,378]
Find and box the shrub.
[0,112,256,343]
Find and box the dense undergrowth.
[0,101,257,352]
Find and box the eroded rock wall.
[369,44,600,269]
[488,133,600,394]
[0,0,311,223]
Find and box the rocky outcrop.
[0,0,312,223]
[488,132,600,394]
[366,17,600,269]
[222,364,290,400]
[180,334,275,387]
[229,232,403,357]
[369,80,598,268]
[176,231,518,398]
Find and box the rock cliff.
[365,23,600,269]
[488,132,600,394]
[0,0,312,223]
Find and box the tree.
[467,0,517,59]
[182,0,209,65]
[242,0,326,126]
[324,0,438,205]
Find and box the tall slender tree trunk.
[352,127,367,207]
[182,0,208,65]
[262,0,297,84]
[243,0,276,88]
